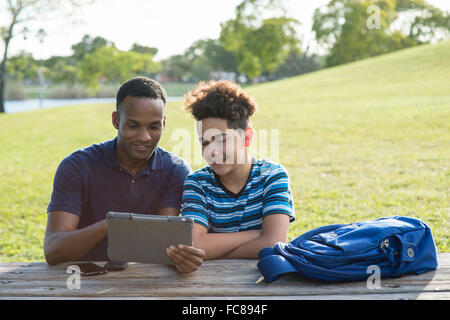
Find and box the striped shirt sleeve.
[262,164,295,222]
[181,174,210,229]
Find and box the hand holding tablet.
[166,244,205,273]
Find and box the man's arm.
[45,208,203,273]
[45,208,179,264]
[191,223,262,260]
[44,211,107,265]
[222,214,290,259]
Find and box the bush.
[47,84,89,99]
[5,81,26,100]
[94,83,118,98]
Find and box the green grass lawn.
[0,41,448,262]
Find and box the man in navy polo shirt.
[44,77,205,273]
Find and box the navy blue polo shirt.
[47,137,191,261]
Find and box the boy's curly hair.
[183,80,257,130]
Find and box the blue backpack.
[257,216,438,283]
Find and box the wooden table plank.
[0,254,449,299]
[3,292,450,300]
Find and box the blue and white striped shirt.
[181,159,295,233]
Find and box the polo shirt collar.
[103,137,164,172]
[149,147,164,171]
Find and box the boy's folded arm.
[222,214,291,259]
[192,223,262,260]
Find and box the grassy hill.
[0,41,449,261]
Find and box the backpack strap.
[257,246,298,283]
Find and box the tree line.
[1,0,448,113]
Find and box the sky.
[3,0,450,61]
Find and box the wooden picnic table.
[0,253,449,300]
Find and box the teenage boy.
[175,80,295,261]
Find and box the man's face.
[198,117,250,176]
[112,96,166,163]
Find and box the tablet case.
[107,211,193,265]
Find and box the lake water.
[4,96,182,114]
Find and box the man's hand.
[166,244,206,273]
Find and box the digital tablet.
[106,211,193,266]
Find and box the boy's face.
[198,117,251,176]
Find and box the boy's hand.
[166,244,206,273]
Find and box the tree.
[395,0,450,43]
[6,51,39,80]
[201,39,238,74]
[78,45,161,92]
[159,39,237,83]
[71,34,113,62]
[269,49,323,80]
[130,43,158,56]
[43,56,78,84]
[160,54,191,82]
[182,39,238,81]
[312,0,449,67]
[0,0,93,113]
[219,0,301,81]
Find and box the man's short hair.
[116,77,167,114]
[183,80,257,130]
